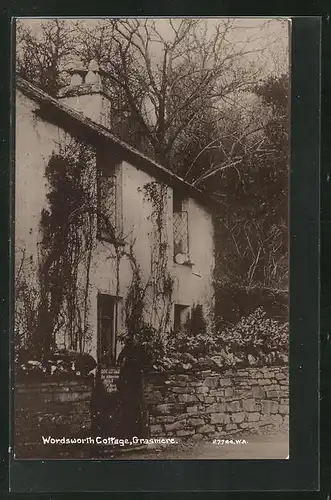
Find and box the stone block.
[226,400,241,412]
[205,396,215,404]
[210,413,230,425]
[279,404,289,415]
[247,412,260,422]
[171,387,187,394]
[197,424,215,434]
[154,403,173,415]
[261,400,279,414]
[176,429,195,437]
[266,390,281,399]
[188,418,205,427]
[219,378,232,387]
[225,423,237,431]
[207,402,226,413]
[259,379,272,385]
[275,372,287,380]
[154,415,175,424]
[164,420,186,432]
[231,412,246,423]
[178,394,197,403]
[177,374,190,381]
[242,399,257,412]
[204,377,219,389]
[264,371,275,378]
[260,414,273,425]
[280,398,289,405]
[186,405,198,414]
[196,386,209,394]
[252,385,265,398]
[224,387,234,398]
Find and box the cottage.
[15,60,216,369]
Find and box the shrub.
[215,307,289,367]
[15,348,96,380]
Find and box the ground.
[99,430,289,460]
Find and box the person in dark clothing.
[111,339,149,439]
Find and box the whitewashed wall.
[15,89,215,361]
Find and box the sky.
[16,18,290,126]
[17,17,290,78]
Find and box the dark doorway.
[97,293,116,367]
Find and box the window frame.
[96,154,123,244]
[173,189,191,264]
[174,303,191,332]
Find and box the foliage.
[111,180,174,437]
[150,306,288,372]
[14,246,41,357]
[120,181,174,367]
[212,73,289,301]
[215,307,289,368]
[189,303,207,337]
[164,303,214,364]
[34,140,96,358]
[214,283,288,330]
[15,348,96,380]
[16,18,289,297]
[141,181,174,335]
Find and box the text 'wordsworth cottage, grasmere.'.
[15,60,216,370]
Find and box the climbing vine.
[140,181,174,337]
[33,138,97,358]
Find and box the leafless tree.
[16,19,76,95]
[72,19,275,168]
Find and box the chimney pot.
[58,57,111,126]
[88,59,99,72]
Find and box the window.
[97,156,122,242]
[173,189,189,263]
[174,304,190,332]
[97,293,116,367]
[97,167,117,241]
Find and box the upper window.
[97,159,122,242]
[173,189,189,263]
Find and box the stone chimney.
[58,59,111,127]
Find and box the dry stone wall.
[14,379,93,458]
[145,367,289,440]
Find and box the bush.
[15,348,96,380]
[118,322,166,371]
[215,307,288,367]
[152,306,288,372]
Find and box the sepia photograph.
[13,17,290,460]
